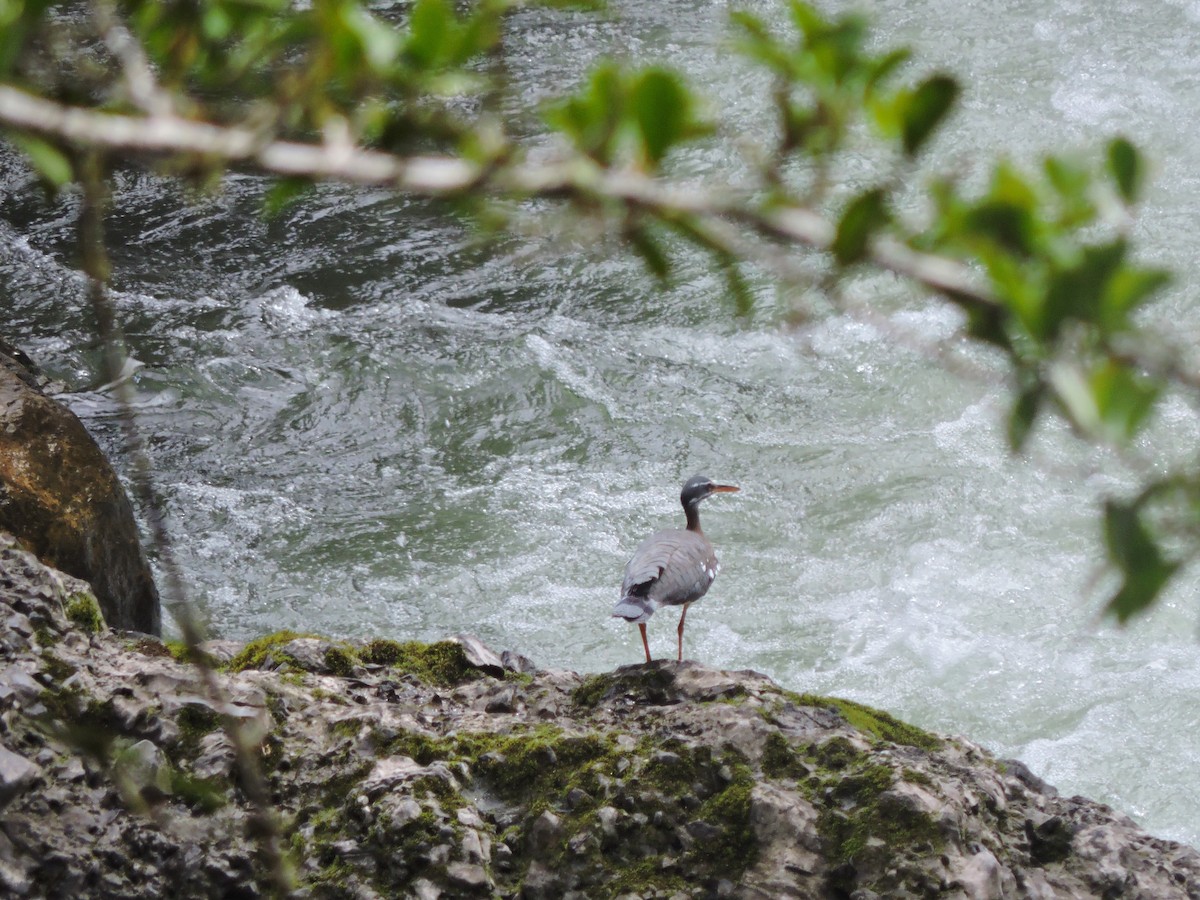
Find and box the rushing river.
[4,0,1200,846]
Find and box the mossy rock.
[462,725,619,805]
[813,754,942,876]
[360,639,488,687]
[173,702,223,759]
[572,663,678,707]
[228,633,495,685]
[761,732,810,780]
[787,692,942,751]
[226,630,317,672]
[64,590,105,635]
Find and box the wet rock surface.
[0,343,160,635]
[3,534,1200,899]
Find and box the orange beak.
[710,484,740,494]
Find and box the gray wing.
[617,528,718,613]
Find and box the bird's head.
[681,475,740,508]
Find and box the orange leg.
[676,603,690,662]
[639,622,652,663]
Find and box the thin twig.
[0,84,995,308]
[77,153,294,899]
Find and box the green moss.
[571,674,611,708]
[64,591,105,634]
[359,639,407,665]
[33,623,58,648]
[36,685,85,736]
[812,735,863,770]
[762,732,809,780]
[693,754,758,875]
[812,753,942,872]
[639,738,724,797]
[411,774,462,806]
[571,665,677,708]
[323,645,358,677]
[606,859,687,896]
[831,762,894,802]
[588,740,759,887]
[160,639,222,669]
[262,690,289,725]
[39,650,76,684]
[902,767,934,787]
[361,639,484,687]
[300,800,379,892]
[464,726,619,804]
[388,808,447,876]
[784,692,941,751]
[330,719,362,739]
[167,769,227,813]
[383,729,451,766]
[831,698,941,750]
[226,630,315,672]
[320,761,374,811]
[800,731,945,874]
[229,635,488,684]
[38,694,123,760]
[175,702,222,759]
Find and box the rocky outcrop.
[2,533,1199,899]
[0,341,160,635]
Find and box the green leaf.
[627,225,671,281]
[1103,499,1180,623]
[1043,155,1089,198]
[406,0,452,68]
[262,176,313,218]
[342,4,401,71]
[630,68,693,166]
[202,4,232,41]
[719,254,755,316]
[1088,360,1160,442]
[977,246,1041,339]
[1101,266,1170,330]
[0,0,54,77]
[1007,376,1043,452]
[1049,363,1100,434]
[1107,137,1143,204]
[1051,359,1161,443]
[787,0,825,39]
[11,134,73,187]
[963,200,1037,257]
[962,302,1010,350]
[832,188,889,265]
[1042,155,1096,228]
[1044,239,1127,336]
[866,47,912,91]
[545,64,624,163]
[901,74,958,156]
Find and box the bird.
[612,475,740,663]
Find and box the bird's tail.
[612,594,656,624]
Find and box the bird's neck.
[684,504,703,533]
